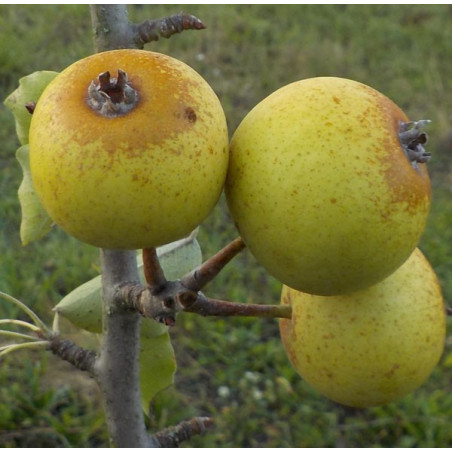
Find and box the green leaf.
[139,321,177,416]
[153,229,203,281]
[4,70,58,145]
[5,71,59,245]
[54,273,104,333]
[15,145,53,246]
[54,230,203,333]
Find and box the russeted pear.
[30,49,228,250]
[279,248,446,408]
[226,77,431,295]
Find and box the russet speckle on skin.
[29,49,229,250]
[226,77,432,296]
[279,248,445,407]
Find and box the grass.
[0,353,107,447]
[0,4,451,447]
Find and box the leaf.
[5,71,59,245]
[139,321,177,416]
[4,70,58,145]
[15,145,53,245]
[154,229,203,281]
[54,230,203,333]
[54,273,104,333]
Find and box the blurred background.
[0,4,451,447]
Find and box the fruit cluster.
[29,50,445,407]
[225,76,445,407]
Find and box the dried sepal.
[86,69,138,117]
[399,119,432,168]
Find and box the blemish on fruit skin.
[184,107,197,123]
[322,333,335,340]
[64,51,207,154]
[384,363,400,378]
[374,93,431,217]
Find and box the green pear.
[30,49,228,250]
[226,77,431,295]
[279,248,446,408]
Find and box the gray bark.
[95,249,149,447]
[90,5,135,51]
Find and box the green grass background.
[0,4,451,447]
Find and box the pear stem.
[183,294,293,319]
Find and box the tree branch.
[90,5,134,52]
[96,249,148,447]
[181,237,246,291]
[118,239,284,325]
[148,416,214,447]
[183,294,292,319]
[48,335,97,374]
[133,12,206,48]
[123,237,253,325]
[142,247,167,288]
[120,281,292,323]
[90,6,205,51]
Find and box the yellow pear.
[279,248,446,408]
[226,77,431,295]
[30,49,228,250]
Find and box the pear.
[279,248,446,408]
[226,77,431,295]
[30,49,228,250]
